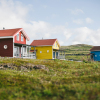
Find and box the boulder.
[3,64,8,68]
[21,66,27,71]
[33,65,46,69]
[0,66,4,69]
[33,65,49,71]
[3,63,12,68]
[0,63,49,71]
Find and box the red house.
[0,28,36,58]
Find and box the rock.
[11,66,16,70]
[3,64,8,68]
[33,65,49,71]
[0,64,3,67]
[25,63,35,70]
[0,63,49,72]
[7,65,11,68]
[21,66,27,71]
[33,65,46,69]
[0,66,4,69]
[3,63,11,68]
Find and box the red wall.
[14,31,26,44]
[0,38,13,57]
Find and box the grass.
[60,44,93,61]
[65,55,88,61]
[60,44,93,54]
[0,58,100,100]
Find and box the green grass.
[66,55,89,61]
[0,58,100,100]
[60,44,93,53]
[60,44,93,61]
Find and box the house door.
[14,47,19,56]
[56,52,58,59]
[53,52,55,59]
[91,54,93,60]
[21,47,26,56]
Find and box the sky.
[0,0,100,46]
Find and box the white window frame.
[16,33,19,41]
[21,34,23,41]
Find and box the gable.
[14,31,26,44]
[53,40,60,49]
[13,29,30,41]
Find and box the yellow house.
[30,39,60,59]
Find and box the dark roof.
[90,46,100,51]
[30,39,60,46]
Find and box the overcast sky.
[0,0,100,46]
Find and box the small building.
[90,46,100,61]
[0,28,36,58]
[30,39,65,59]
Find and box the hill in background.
[60,44,93,60]
[60,44,93,55]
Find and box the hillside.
[60,44,93,54]
[0,58,100,100]
[60,44,93,60]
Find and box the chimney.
[3,27,5,30]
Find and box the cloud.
[73,27,93,42]
[71,27,100,46]
[68,8,84,15]
[73,19,83,24]
[85,17,93,24]
[0,0,100,46]
[0,0,29,28]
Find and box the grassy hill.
[60,44,93,60]
[0,58,100,100]
[60,44,93,54]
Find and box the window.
[53,52,55,59]
[21,34,23,41]
[16,33,19,41]
[47,50,49,53]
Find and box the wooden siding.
[90,51,100,61]
[53,40,59,49]
[0,38,13,57]
[31,46,52,59]
[14,31,26,44]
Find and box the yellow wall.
[53,41,60,49]
[31,46,52,59]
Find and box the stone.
[21,66,27,71]
[33,65,46,69]
[3,64,8,68]
[0,66,4,69]
[33,65,49,71]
